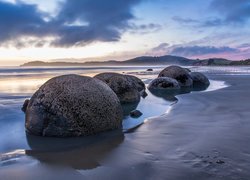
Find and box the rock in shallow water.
[158,65,193,87]
[190,72,210,87]
[130,110,143,118]
[25,74,123,137]
[94,72,145,103]
[22,99,30,113]
[148,77,180,90]
[107,75,141,103]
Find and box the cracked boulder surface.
[94,72,145,103]
[158,65,193,87]
[25,74,123,137]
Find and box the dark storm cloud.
[169,46,238,57]
[173,0,250,28]
[210,0,250,24]
[0,1,48,42]
[0,0,143,47]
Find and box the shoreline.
[1,70,250,179]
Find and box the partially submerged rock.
[147,68,153,71]
[22,99,30,113]
[94,72,121,84]
[126,75,145,92]
[158,65,193,87]
[190,72,210,87]
[25,74,123,137]
[130,110,143,118]
[184,68,191,72]
[148,77,180,90]
[107,75,141,104]
[94,72,145,103]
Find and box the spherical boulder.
[94,73,145,103]
[94,72,121,84]
[148,77,180,90]
[94,73,145,92]
[125,75,145,92]
[25,74,123,137]
[158,65,193,87]
[190,72,210,87]
[107,75,141,104]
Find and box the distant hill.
[20,55,250,67]
[193,58,232,66]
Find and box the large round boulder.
[94,73,145,92]
[148,77,180,90]
[94,72,121,84]
[94,73,145,103]
[158,66,193,87]
[126,75,145,92]
[190,72,210,87]
[25,74,123,137]
[107,75,140,104]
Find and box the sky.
[0,0,250,65]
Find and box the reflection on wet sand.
[25,130,124,170]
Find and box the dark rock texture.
[107,75,141,103]
[94,73,145,103]
[22,99,30,113]
[148,77,180,90]
[158,65,193,87]
[126,75,145,92]
[190,72,210,87]
[130,110,143,118]
[25,74,123,137]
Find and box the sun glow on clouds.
[0,0,250,65]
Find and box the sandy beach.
[0,67,250,180]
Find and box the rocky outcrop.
[25,74,123,137]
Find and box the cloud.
[0,0,144,47]
[147,43,169,56]
[210,0,250,24]
[172,16,199,24]
[0,1,48,43]
[168,45,239,57]
[173,0,250,28]
[129,23,162,34]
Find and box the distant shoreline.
[20,55,250,67]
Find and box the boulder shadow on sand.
[25,130,124,170]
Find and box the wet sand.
[1,69,250,180]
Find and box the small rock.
[140,90,148,98]
[130,110,143,118]
[185,68,191,72]
[22,99,30,113]
[216,160,225,164]
[147,68,153,71]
